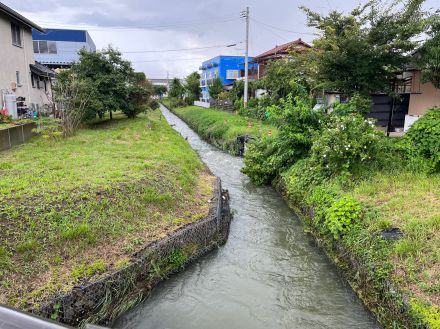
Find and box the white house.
[0,2,55,117]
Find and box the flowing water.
[114,105,381,329]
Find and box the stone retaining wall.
[33,178,231,327]
[0,123,36,151]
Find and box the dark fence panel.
[367,94,409,129]
[0,123,36,151]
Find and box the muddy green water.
[114,105,381,329]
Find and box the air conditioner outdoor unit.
[10,82,17,91]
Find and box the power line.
[132,57,206,63]
[251,18,316,36]
[52,43,242,54]
[36,17,240,32]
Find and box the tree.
[52,70,96,136]
[260,55,319,102]
[154,85,167,98]
[418,15,440,88]
[72,46,134,119]
[185,72,201,103]
[124,76,155,119]
[169,78,185,100]
[230,80,259,102]
[301,0,430,96]
[208,77,224,100]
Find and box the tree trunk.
[110,110,113,120]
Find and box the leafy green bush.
[283,158,328,205]
[325,196,362,239]
[309,114,387,178]
[242,137,278,185]
[332,93,372,115]
[242,94,322,185]
[403,108,440,172]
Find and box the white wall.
[0,12,52,112]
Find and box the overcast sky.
[5,0,438,79]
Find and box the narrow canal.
[114,105,381,329]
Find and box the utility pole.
[241,7,250,108]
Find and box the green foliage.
[166,250,186,270]
[50,303,61,320]
[61,223,95,243]
[301,0,430,96]
[72,47,135,118]
[185,71,202,103]
[309,114,387,178]
[71,260,106,281]
[124,78,155,119]
[325,196,362,239]
[169,78,185,100]
[242,93,322,185]
[402,108,440,172]
[32,118,63,141]
[260,56,318,102]
[208,77,224,100]
[332,93,372,115]
[241,137,279,185]
[154,85,167,98]
[410,299,440,328]
[229,80,259,103]
[418,15,440,89]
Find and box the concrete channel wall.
[32,178,232,327]
[0,123,36,151]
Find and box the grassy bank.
[0,111,215,309]
[164,103,278,155]
[277,168,440,328]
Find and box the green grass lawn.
[165,104,278,154]
[352,172,440,314]
[0,111,215,308]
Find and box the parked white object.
[5,94,17,119]
[404,115,420,132]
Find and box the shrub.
[242,94,322,185]
[242,137,278,185]
[309,114,387,178]
[283,158,328,205]
[325,196,362,239]
[402,108,440,172]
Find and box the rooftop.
[254,38,312,60]
[0,2,44,32]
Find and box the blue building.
[32,29,96,68]
[200,55,257,101]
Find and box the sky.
[5,0,438,79]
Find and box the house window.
[11,23,22,47]
[31,73,35,88]
[16,71,21,86]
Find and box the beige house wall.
[0,12,52,111]
[408,70,440,116]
